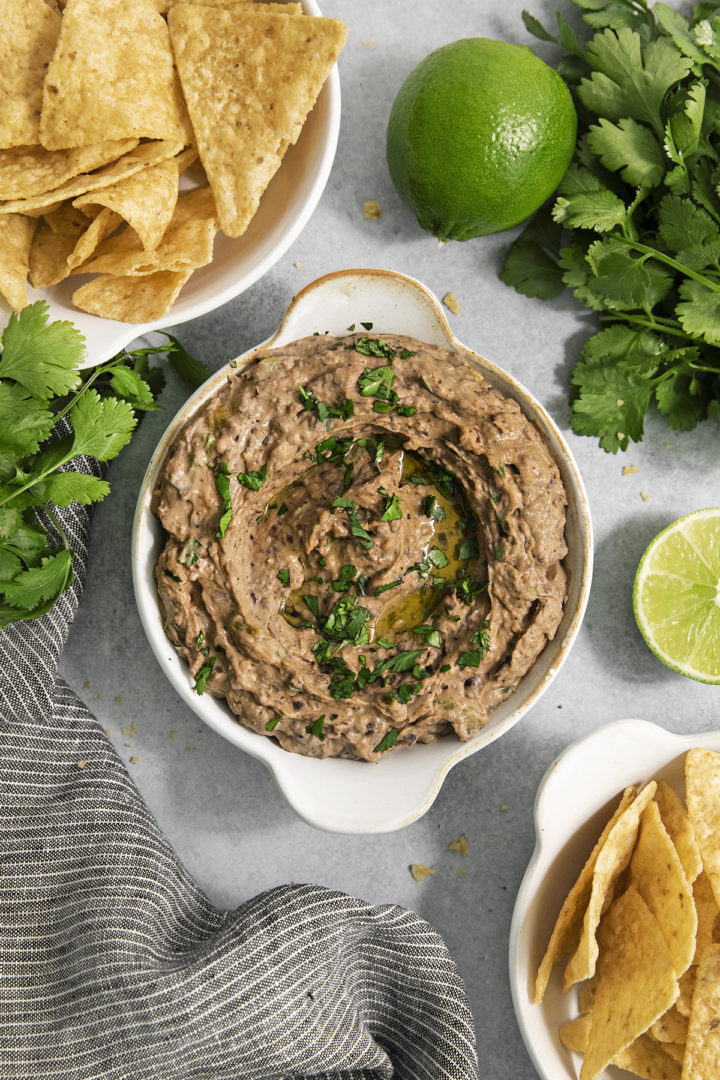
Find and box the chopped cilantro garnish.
[495,541,505,561]
[277,502,288,515]
[457,650,483,671]
[458,536,479,560]
[412,624,441,648]
[497,462,506,478]
[277,568,290,587]
[374,728,399,753]
[470,620,491,657]
[346,508,373,550]
[193,657,216,694]
[351,336,396,360]
[455,577,488,604]
[215,463,233,538]
[265,716,282,731]
[375,578,402,595]
[427,546,449,569]
[179,536,202,567]
[380,490,402,522]
[332,495,356,510]
[306,715,326,740]
[361,321,373,330]
[304,594,320,619]
[237,464,267,491]
[358,364,395,398]
[376,637,394,649]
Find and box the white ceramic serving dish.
[0,0,340,369]
[132,267,593,834]
[509,718,720,1080]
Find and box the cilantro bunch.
[502,0,720,450]
[0,303,207,627]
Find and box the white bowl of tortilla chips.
[510,718,720,1080]
[0,0,345,366]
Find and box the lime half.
[633,508,720,684]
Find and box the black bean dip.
[152,331,568,761]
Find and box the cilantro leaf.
[570,352,654,451]
[161,332,212,389]
[380,491,402,522]
[0,303,83,400]
[500,210,565,299]
[0,549,74,610]
[237,465,267,491]
[374,728,399,753]
[675,279,720,345]
[552,190,627,232]
[70,390,137,462]
[585,117,665,188]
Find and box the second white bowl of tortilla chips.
[510,718,720,1080]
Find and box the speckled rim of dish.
[0,0,341,370]
[132,267,593,834]
[508,718,720,1080]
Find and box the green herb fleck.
[374,728,399,753]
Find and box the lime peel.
[633,508,720,684]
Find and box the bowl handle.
[268,267,458,351]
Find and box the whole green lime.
[386,37,577,241]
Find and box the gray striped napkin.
[0,457,479,1079]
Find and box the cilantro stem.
[599,313,692,340]
[51,361,117,425]
[613,235,720,294]
[44,506,71,551]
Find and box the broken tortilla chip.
[534,786,638,1004]
[72,267,193,321]
[0,215,37,311]
[40,0,191,149]
[168,4,346,236]
[580,885,679,1080]
[67,208,124,271]
[1,0,61,149]
[563,781,657,992]
[612,1033,682,1080]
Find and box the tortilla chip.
[580,885,679,1080]
[629,799,697,978]
[682,943,720,1078]
[29,218,82,287]
[651,1005,688,1045]
[612,1033,682,1080]
[0,141,140,203]
[0,141,183,217]
[40,0,191,149]
[655,779,703,885]
[693,871,720,967]
[72,267,193,322]
[687,748,720,909]
[67,208,124,270]
[168,4,346,236]
[0,0,61,149]
[534,786,638,1003]
[0,215,37,311]
[563,781,657,992]
[74,157,180,251]
[43,202,97,237]
[77,186,217,275]
[677,965,696,1018]
[559,1013,592,1053]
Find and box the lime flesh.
[633,508,720,684]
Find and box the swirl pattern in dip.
[152,332,568,761]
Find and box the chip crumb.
[121,726,134,737]
[448,834,470,856]
[105,729,111,738]
[294,261,304,269]
[361,39,374,47]
[410,863,436,882]
[437,238,448,249]
[442,291,461,314]
[83,681,91,689]
[170,730,178,740]
[622,465,640,476]
[77,760,86,769]
[129,756,140,764]
[363,200,381,220]
[499,803,508,812]
[97,692,105,701]
[641,491,650,502]
[114,694,123,703]
[458,868,467,878]
[185,746,194,752]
